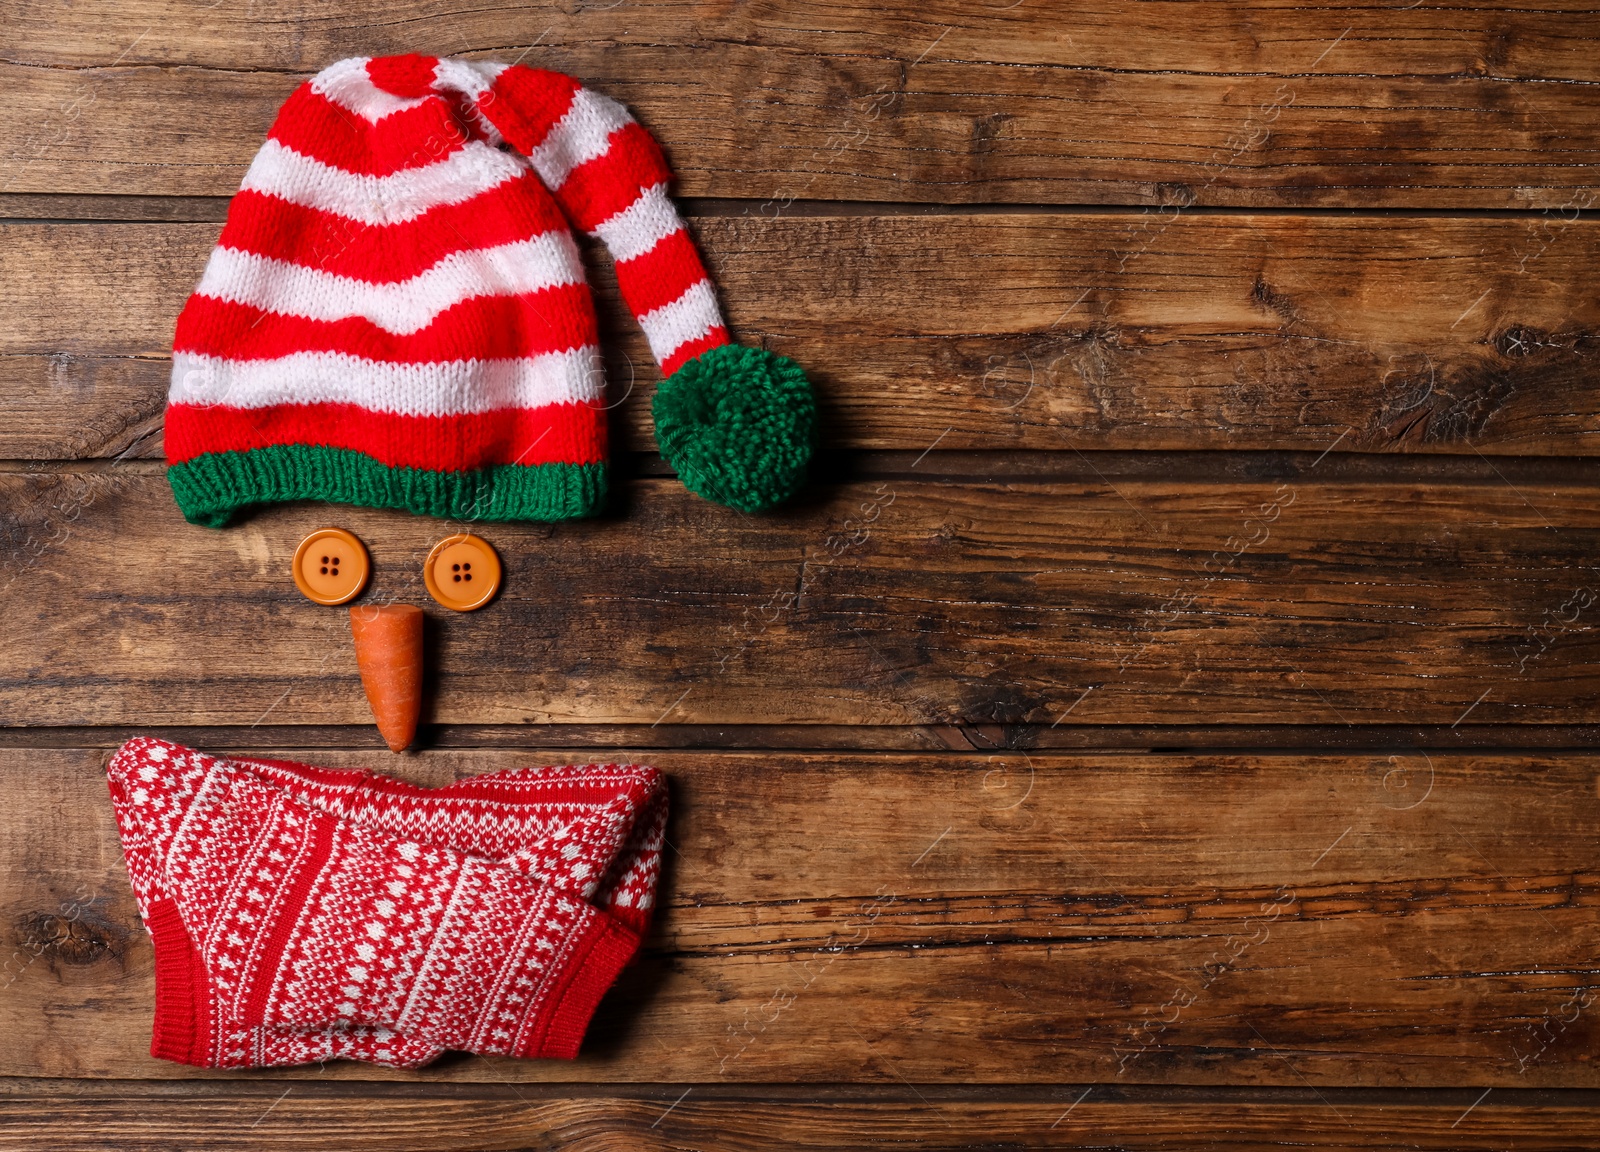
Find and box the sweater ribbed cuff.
[147,896,211,1067]
[522,913,642,1060]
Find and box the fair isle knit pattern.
[167,54,734,527]
[236,751,667,930]
[170,767,621,1057]
[107,737,665,1068]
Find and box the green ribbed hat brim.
[168,445,608,527]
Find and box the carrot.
[348,604,424,753]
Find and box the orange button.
[423,533,501,611]
[292,527,371,606]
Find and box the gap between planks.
[0,194,1596,225]
[6,725,1600,753]
[6,1077,1600,1108]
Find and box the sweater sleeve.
[471,65,730,378]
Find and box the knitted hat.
[166,54,815,527]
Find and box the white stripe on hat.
[170,349,604,417]
[240,138,530,227]
[195,233,586,335]
[432,57,510,102]
[638,279,723,365]
[593,183,684,261]
[528,87,634,191]
[432,58,513,145]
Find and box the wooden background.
[3,1,1600,1147]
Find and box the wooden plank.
[3,216,1598,460]
[2,472,1598,729]
[3,3,1598,206]
[5,1082,1600,1152]
[15,0,1600,78]
[4,747,1600,1085]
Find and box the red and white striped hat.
[167,54,815,526]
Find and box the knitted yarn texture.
[107,737,666,1068]
[166,54,815,526]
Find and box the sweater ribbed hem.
[167,445,608,527]
[522,914,641,1060]
[147,896,211,1067]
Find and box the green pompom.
[653,344,816,513]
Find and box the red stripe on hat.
[557,122,673,232]
[218,178,570,283]
[480,66,582,152]
[173,288,600,363]
[269,84,474,177]
[164,400,607,470]
[613,228,714,319]
[366,54,444,99]
[660,327,731,378]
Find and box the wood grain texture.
[13,0,1600,76]
[3,216,1598,460]
[3,2,1598,206]
[5,1081,1600,1152]
[5,1,1600,1139]
[4,747,1600,1085]
[3,472,1598,729]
